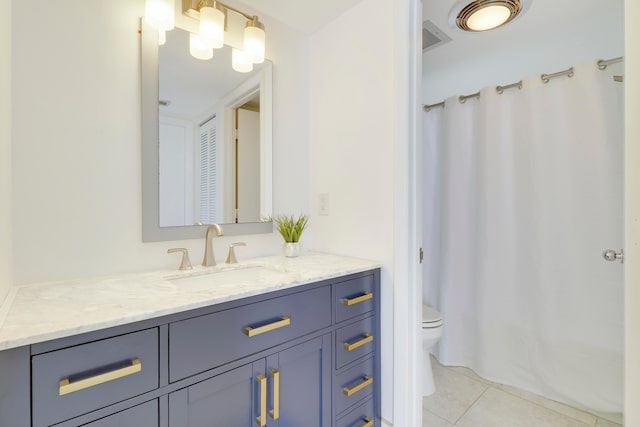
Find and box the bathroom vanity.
[0,253,380,427]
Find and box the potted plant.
[273,214,309,257]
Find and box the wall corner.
[0,0,13,300]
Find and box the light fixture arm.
[178,0,266,69]
[196,0,258,24]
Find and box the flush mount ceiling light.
[144,0,266,72]
[449,0,530,32]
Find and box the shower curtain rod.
[423,56,625,112]
[541,66,574,83]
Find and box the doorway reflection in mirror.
[157,27,270,227]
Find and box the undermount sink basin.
[166,265,297,289]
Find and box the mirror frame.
[141,21,273,242]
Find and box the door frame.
[392,0,423,426]
[624,1,640,425]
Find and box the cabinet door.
[169,360,264,427]
[266,334,331,427]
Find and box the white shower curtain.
[423,60,624,414]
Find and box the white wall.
[422,0,624,104]
[11,0,309,284]
[624,0,640,424]
[308,0,396,420]
[0,0,12,302]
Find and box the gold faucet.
[202,224,224,267]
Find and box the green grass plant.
[273,214,309,243]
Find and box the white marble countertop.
[0,252,379,351]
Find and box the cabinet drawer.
[32,329,159,427]
[169,286,331,382]
[81,399,158,427]
[334,357,375,416]
[335,316,375,369]
[336,398,375,427]
[334,275,375,323]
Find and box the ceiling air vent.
[422,20,452,53]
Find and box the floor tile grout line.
[595,417,623,427]
[431,363,493,425]
[427,363,622,427]
[438,362,604,427]
[423,407,455,427]
[451,383,491,425]
[488,385,598,426]
[492,384,599,425]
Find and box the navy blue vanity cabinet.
[332,273,381,427]
[335,398,375,427]
[0,346,30,427]
[31,328,160,427]
[169,362,259,427]
[169,334,331,427]
[265,334,332,426]
[169,285,332,382]
[79,400,159,427]
[0,268,380,427]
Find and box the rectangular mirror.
[141,22,273,241]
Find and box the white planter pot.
[283,242,301,257]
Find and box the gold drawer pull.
[58,358,142,396]
[269,369,280,420]
[256,374,267,426]
[342,292,373,306]
[360,417,374,427]
[343,334,373,351]
[343,375,373,397]
[244,316,291,337]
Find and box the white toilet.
[422,304,444,396]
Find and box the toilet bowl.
[422,304,443,396]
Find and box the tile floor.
[423,357,623,427]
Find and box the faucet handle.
[167,248,193,271]
[226,242,247,264]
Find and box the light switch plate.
[318,193,329,216]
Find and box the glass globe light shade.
[189,33,214,60]
[232,48,253,73]
[200,6,225,49]
[145,0,175,31]
[243,25,265,64]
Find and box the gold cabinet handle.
[244,316,291,337]
[343,375,373,397]
[343,333,373,351]
[58,358,142,396]
[269,369,280,420]
[256,374,267,426]
[360,417,374,427]
[342,292,373,306]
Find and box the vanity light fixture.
[189,32,214,60]
[232,47,253,73]
[244,17,265,64]
[199,0,225,49]
[449,0,530,32]
[144,0,266,71]
[145,0,175,45]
